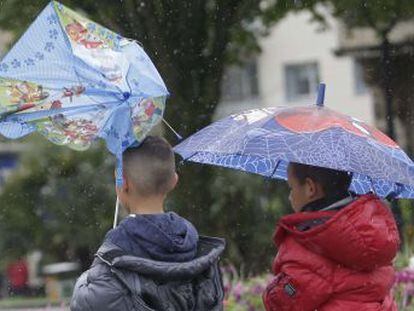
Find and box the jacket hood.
[96,236,225,279]
[105,212,199,262]
[275,194,400,271]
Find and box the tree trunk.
[380,35,404,241]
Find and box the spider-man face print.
[275,107,398,148]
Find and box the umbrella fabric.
[174,106,414,199]
[0,1,168,185]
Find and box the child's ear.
[122,175,130,193]
[169,173,179,191]
[305,177,325,199]
[165,173,178,194]
[305,177,318,199]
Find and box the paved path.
[0,307,69,311]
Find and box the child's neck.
[127,195,165,215]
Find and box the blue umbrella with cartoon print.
[0,1,169,225]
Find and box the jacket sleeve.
[70,264,134,311]
[263,262,332,311]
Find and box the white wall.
[257,10,375,125]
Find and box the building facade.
[218,9,376,127]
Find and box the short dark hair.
[289,162,352,196]
[123,136,175,196]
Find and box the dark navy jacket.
[70,212,225,310]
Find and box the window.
[285,62,320,101]
[354,59,368,95]
[221,60,259,102]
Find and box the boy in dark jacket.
[71,136,225,311]
[263,162,399,311]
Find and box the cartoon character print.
[65,21,103,49]
[65,21,123,83]
[11,84,85,113]
[8,81,49,105]
[232,108,273,124]
[144,101,162,117]
[39,115,99,149]
[47,86,98,144]
[132,99,163,138]
[4,82,89,143]
[59,119,98,142]
[95,54,122,82]
[275,107,398,148]
[62,85,86,102]
[1,81,50,116]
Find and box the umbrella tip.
[316,83,326,107]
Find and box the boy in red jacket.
[263,162,399,311]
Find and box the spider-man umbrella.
[175,84,414,199]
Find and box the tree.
[0,137,115,270]
[207,169,290,275]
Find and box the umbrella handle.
[316,83,326,107]
[113,197,120,228]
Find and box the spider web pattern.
[175,107,414,199]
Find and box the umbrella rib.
[4,100,120,123]
[162,118,182,141]
[269,160,281,179]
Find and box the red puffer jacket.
[263,194,400,311]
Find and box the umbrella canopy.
[175,93,414,199]
[0,1,169,185]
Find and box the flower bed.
[222,265,271,311]
[395,269,414,310]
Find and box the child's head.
[287,162,352,212]
[116,136,177,211]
